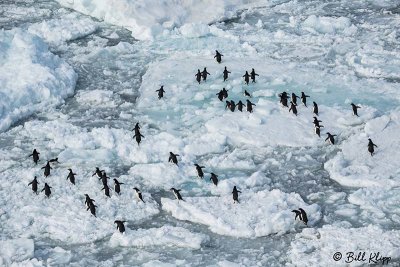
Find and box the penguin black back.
[28,176,39,194]
[299,208,308,225]
[67,169,76,185]
[114,179,124,195]
[41,183,52,197]
[170,188,183,201]
[194,164,205,179]
[210,173,218,186]
[41,161,52,177]
[29,149,40,165]
[114,220,126,233]
[232,186,241,203]
[168,152,179,165]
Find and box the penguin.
[92,167,104,178]
[244,90,251,97]
[216,90,224,101]
[279,92,290,107]
[28,176,39,194]
[133,187,145,203]
[368,138,378,156]
[133,131,144,146]
[114,179,124,195]
[87,202,97,217]
[301,92,310,107]
[84,194,95,208]
[250,68,259,83]
[236,100,246,112]
[99,172,110,186]
[313,117,323,128]
[194,164,205,179]
[222,88,228,99]
[195,69,202,84]
[41,183,52,198]
[292,209,302,221]
[29,149,40,165]
[214,50,223,63]
[49,158,59,164]
[170,188,183,201]
[325,132,337,145]
[223,67,231,81]
[41,161,52,177]
[246,100,256,113]
[229,100,236,112]
[313,102,319,116]
[289,101,297,115]
[168,152,179,166]
[202,67,210,81]
[67,169,76,185]
[114,220,126,233]
[299,208,308,225]
[225,101,232,111]
[314,126,323,137]
[102,184,111,198]
[243,71,250,85]
[232,186,241,204]
[132,122,140,133]
[210,173,218,186]
[156,86,165,99]
[351,103,361,117]
[291,93,299,105]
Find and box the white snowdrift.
[0,239,41,266]
[162,189,321,238]
[110,225,208,249]
[0,29,77,132]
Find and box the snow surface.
[0,239,35,266]
[162,189,321,237]
[0,29,77,132]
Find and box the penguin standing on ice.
[229,100,236,112]
[29,149,40,165]
[194,164,205,179]
[132,122,140,133]
[99,172,110,186]
[195,69,202,84]
[313,102,319,116]
[246,100,256,113]
[222,88,228,99]
[250,68,259,83]
[351,103,361,117]
[133,131,144,146]
[236,100,246,112]
[232,186,241,204]
[210,173,218,186]
[279,92,290,107]
[243,71,250,85]
[87,202,97,217]
[92,167,104,178]
[67,169,76,185]
[28,176,39,194]
[244,90,251,97]
[216,90,224,101]
[289,101,298,115]
[168,152,179,166]
[223,67,231,81]
[114,179,124,195]
[292,209,302,221]
[299,208,308,225]
[102,184,111,198]
[291,93,299,105]
[225,101,232,111]
[325,132,337,145]
[41,183,52,198]
[156,86,165,99]
[214,50,223,63]
[170,188,183,201]
[301,92,310,107]
[202,67,210,81]
[41,161,52,177]
[84,194,95,208]
[368,138,378,156]
[133,187,145,203]
[114,220,126,233]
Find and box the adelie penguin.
[216,90,224,101]
[67,169,76,185]
[368,138,378,156]
[314,126,323,137]
[313,117,323,128]
[243,71,250,85]
[289,101,298,116]
[325,132,337,145]
[195,69,202,84]
[92,167,104,178]
[223,67,231,81]
[202,67,210,81]
[246,100,256,113]
[279,92,290,107]
[222,88,228,99]
[168,152,179,166]
[292,209,302,221]
[214,50,223,64]
[133,131,144,146]
[236,100,245,112]
[114,220,126,233]
[232,186,241,204]
[133,187,145,203]
[291,93,299,105]
[28,176,39,194]
[156,86,165,99]
[41,161,52,177]
[194,164,205,179]
[41,183,52,198]
[313,102,318,116]
[170,188,183,201]
[99,172,110,186]
[210,173,218,186]
[301,92,310,107]
[132,122,140,133]
[250,68,259,83]
[102,184,111,198]
[114,179,124,195]
[84,194,95,209]
[229,100,236,112]
[351,103,361,116]
[29,149,40,165]
[292,208,308,225]
[87,202,97,217]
